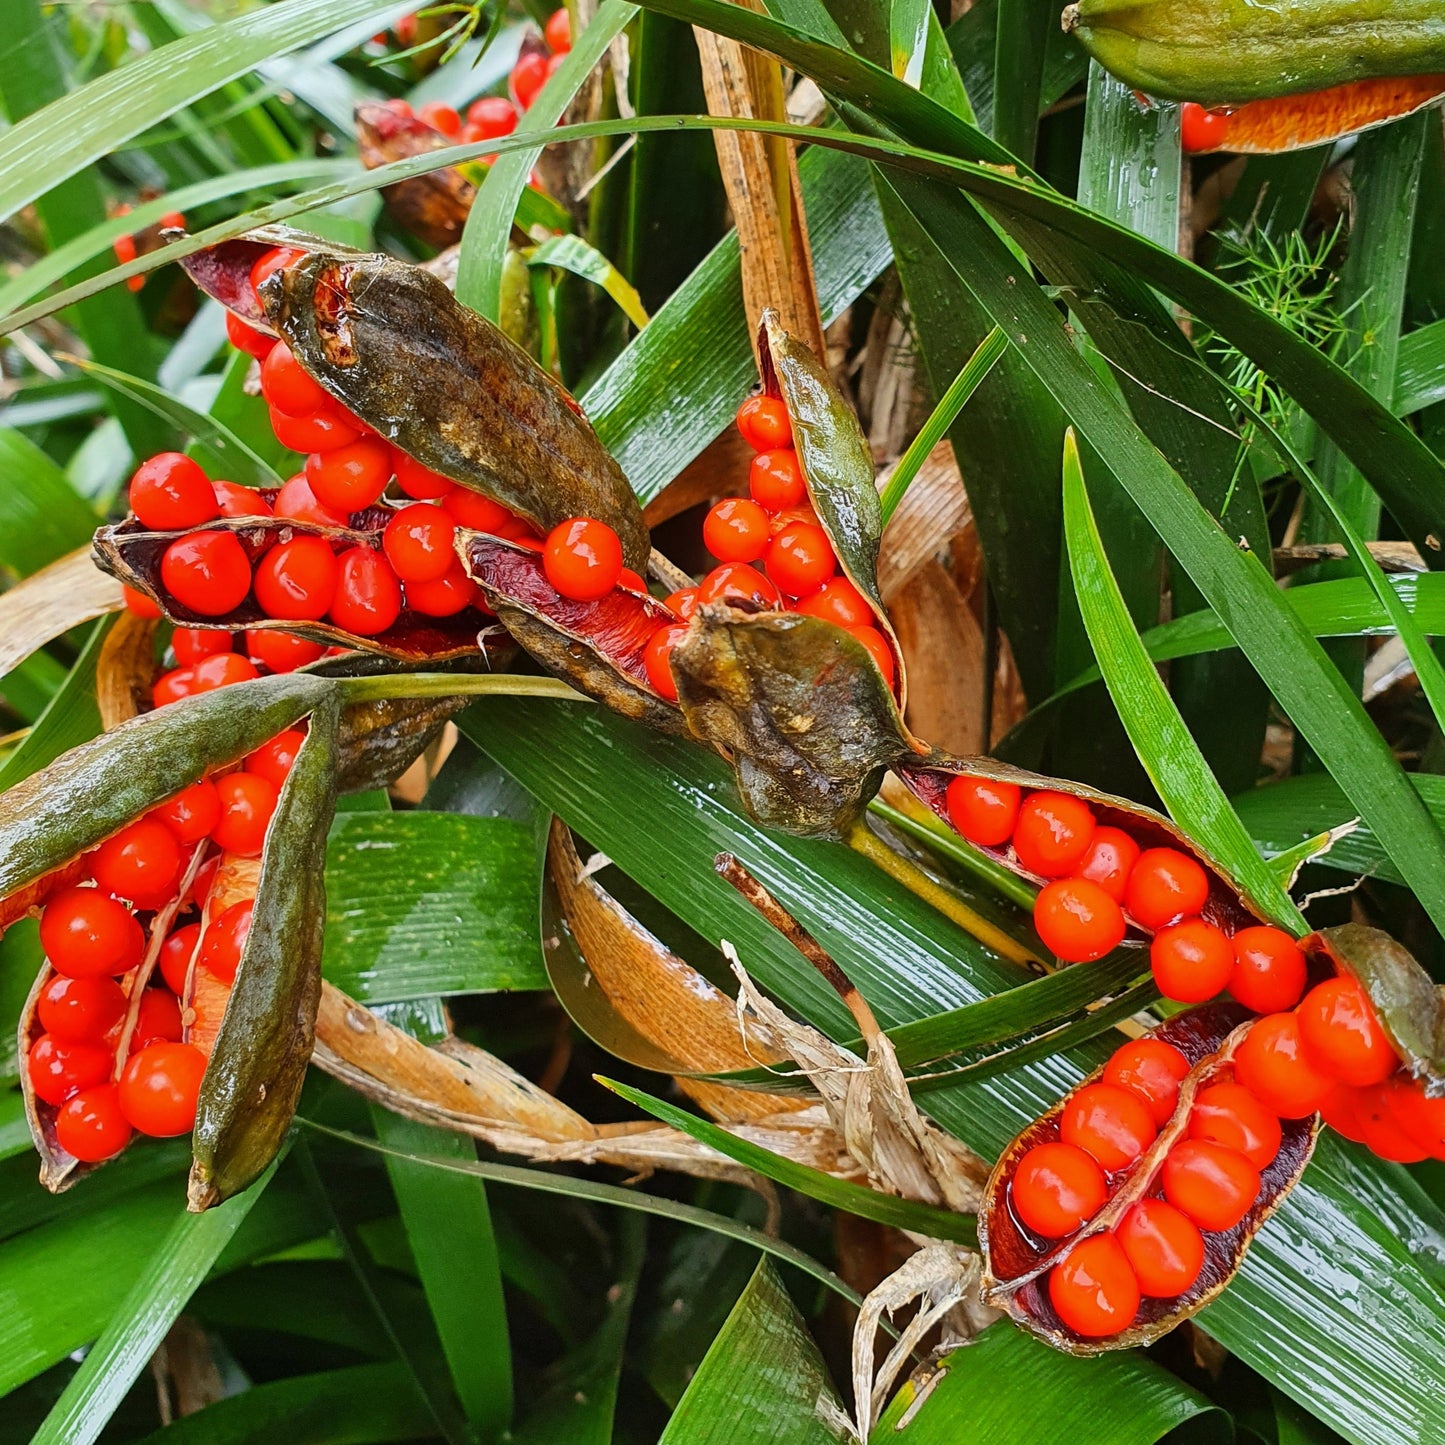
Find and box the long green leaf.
[605,1079,978,1245]
[0,428,101,574]
[661,1261,845,1445]
[0,0,407,222]
[1062,430,1302,927]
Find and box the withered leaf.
[980,1002,1317,1353]
[262,251,650,569]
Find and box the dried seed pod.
[980,1003,1317,1353]
[93,505,501,664]
[1307,924,1445,1097]
[355,100,476,248]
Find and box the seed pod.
[179,226,343,337]
[1306,924,1445,1098]
[93,505,501,663]
[980,1002,1317,1352]
[355,100,476,249]
[1062,0,1445,106]
[259,248,650,570]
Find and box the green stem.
[869,798,1038,910]
[337,673,589,705]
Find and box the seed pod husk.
[93,507,501,664]
[260,250,650,570]
[178,226,349,335]
[1307,923,1445,1098]
[459,531,685,734]
[354,100,476,248]
[188,692,339,1208]
[980,1002,1318,1352]
[1062,0,1445,105]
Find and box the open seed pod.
[177,225,350,336]
[1307,924,1445,1098]
[355,100,477,248]
[980,1002,1317,1353]
[94,503,503,663]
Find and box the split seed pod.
[980,1002,1317,1352]
[355,100,477,249]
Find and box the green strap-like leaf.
[1061,430,1303,929]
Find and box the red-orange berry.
[1234,1013,1331,1119]
[1034,879,1127,964]
[249,246,305,305]
[254,535,339,621]
[259,341,329,417]
[1318,1081,1370,1144]
[765,522,835,598]
[1124,848,1208,930]
[274,474,350,529]
[330,546,403,636]
[1116,1199,1204,1298]
[543,517,623,601]
[394,453,455,500]
[160,531,252,616]
[90,818,183,909]
[1162,1139,1260,1232]
[1010,1141,1108,1238]
[1296,977,1396,1087]
[1048,1234,1140,1337]
[1354,1078,1428,1163]
[246,629,326,673]
[441,488,511,530]
[190,652,260,693]
[1076,826,1140,903]
[132,987,183,1048]
[847,626,896,689]
[305,439,393,513]
[666,587,699,621]
[55,1084,132,1162]
[544,7,571,51]
[1189,1082,1281,1170]
[119,1042,207,1137]
[466,96,518,138]
[212,774,279,857]
[1150,918,1233,1004]
[384,504,457,583]
[697,563,781,611]
[1013,792,1096,878]
[171,627,232,666]
[246,729,305,789]
[124,586,163,619]
[40,887,144,979]
[1180,103,1230,153]
[28,1034,112,1106]
[944,775,1021,848]
[37,975,126,1044]
[1060,1081,1157,1171]
[405,564,481,617]
[1103,1038,1189,1126]
[512,50,551,108]
[129,453,218,530]
[749,449,805,512]
[271,406,359,455]
[152,667,197,709]
[736,395,792,451]
[159,922,200,995]
[1228,926,1308,1014]
[418,101,461,136]
[199,899,253,985]
[704,498,771,564]
[644,624,687,702]
[1393,1079,1445,1158]
[226,311,274,359]
[619,568,647,592]
[793,575,871,628]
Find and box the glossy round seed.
[1103,1038,1189,1127]
[1012,792,1096,878]
[544,7,571,51]
[405,564,480,617]
[151,667,197,709]
[132,987,183,1047]
[441,488,511,530]
[1076,827,1141,904]
[792,575,872,629]
[466,96,518,138]
[199,899,253,986]
[270,406,360,455]
[160,531,252,616]
[40,887,145,979]
[28,1034,112,1106]
[383,504,457,583]
[1234,1013,1332,1119]
[1047,1234,1140,1338]
[644,624,688,702]
[259,341,329,417]
[704,498,771,564]
[666,587,699,621]
[254,535,339,621]
[1180,103,1231,154]
[512,51,551,109]
[749,449,806,512]
[226,310,274,359]
[330,546,404,636]
[90,818,183,909]
[118,1042,207,1137]
[1393,1079,1445,1158]
[1150,918,1234,1004]
[1189,1081,1282,1170]
[944,775,1021,848]
[697,563,782,611]
[1060,1081,1157,1171]
[1354,1078,1428,1163]
[736,396,792,451]
[1124,848,1209,930]
[246,628,326,673]
[214,480,273,519]
[1034,879,1127,964]
[55,1084,133,1162]
[305,439,393,513]
[1227,926,1308,1015]
[171,627,233,666]
[765,522,835,598]
[212,774,279,857]
[159,922,201,996]
[418,100,461,136]
[1116,1198,1205,1298]
[37,975,127,1044]
[543,517,623,601]
[129,453,218,531]
[190,652,260,693]
[1161,1139,1260,1232]
[246,729,306,789]
[1296,977,1397,1088]
[1010,1141,1108,1239]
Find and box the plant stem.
[868,797,1038,910]
[337,673,589,705]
